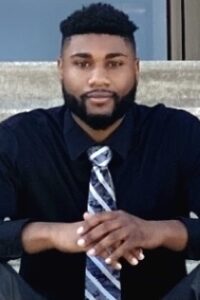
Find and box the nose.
[88,68,110,88]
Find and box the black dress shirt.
[0,103,200,300]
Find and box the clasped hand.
[76,210,163,270]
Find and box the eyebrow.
[70,53,128,59]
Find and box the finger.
[83,211,116,223]
[87,247,113,260]
[104,240,131,265]
[77,220,123,248]
[87,247,122,271]
[87,242,120,259]
[138,248,145,260]
[83,212,93,220]
[83,210,122,221]
[85,228,127,256]
[126,248,145,260]
[104,248,122,270]
[123,248,144,266]
[105,258,122,270]
[78,211,118,236]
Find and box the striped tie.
[85,146,121,300]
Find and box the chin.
[86,111,113,119]
[86,106,114,117]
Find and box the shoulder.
[0,105,66,135]
[134,103,200,132]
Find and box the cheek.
[114,73,136,95]
[62,70,86,95]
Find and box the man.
[0,2,200,300]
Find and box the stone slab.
[0,61,200,111]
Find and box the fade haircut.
[59,2,138,53]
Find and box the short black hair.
[60,2,138,52]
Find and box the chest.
[18,131,186,221]
[112,141,186,220]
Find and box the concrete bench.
[0,61,200,120]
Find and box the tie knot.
[88,146,112,168]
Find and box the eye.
[73,61,91,69]
[106,61,124,69]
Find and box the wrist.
[22,222,54,254]
[160,220,188,251]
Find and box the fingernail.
[77,226,84,234]
[131,258,138,265]
[115,262,122,270]
[84,212,92,219]
[105,257,112,264]
[77,239,85,247]
[87,248,96,256]
[138,252,145,260]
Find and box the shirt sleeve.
[0,124,30,261]
[177,111,200,259]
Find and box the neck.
[72,114,123,142]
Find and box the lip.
[85,90,114,98]
[87,97,112,104]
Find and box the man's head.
[58,3,139,130]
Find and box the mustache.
[81,89,118,99]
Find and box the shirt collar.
[63,106,135,161]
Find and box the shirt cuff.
[0,219,30,261]
[179,217,200,260]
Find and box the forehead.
[63,34,134,57]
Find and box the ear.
[135,58,140,82]
[57,57,64,81]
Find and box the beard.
[62,82,137,130]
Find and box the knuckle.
[116,210,126,220]
[111,231,119,240]
[84,219,94,228]
[94,244,103,255]
[85,231,98,244]
[104,231,118,244]
[117,210,123,216]
[111,250,121,261]
[82,224,89,233]
[101,222,108,232]
[105,211,114,219]
[100,237,112,249]
[101,251,109,259]
[88,214,101,226]
[84,233,92,244]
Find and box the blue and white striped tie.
[85,146,121,300]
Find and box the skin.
[22,34,188,270]
[58,33,139,141]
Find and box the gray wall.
[169,0,200,60]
